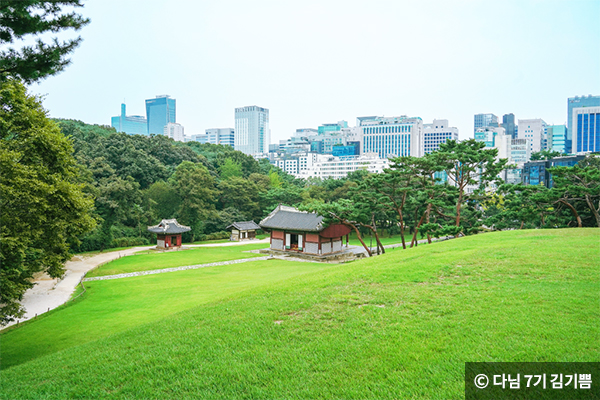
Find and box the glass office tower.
[146,95,176,135]
[234,106,270,155]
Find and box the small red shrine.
[259,205,351,255]
[147,219,191,249]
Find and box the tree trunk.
[585,194,600,228]
[519,220,524,229]
[558,200,582,228]
[410,209,428,248]
[350,224,372,257]
[455,179,464,227]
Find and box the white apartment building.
[422,119,459,154]
[298,153,388,179]
[359,115,423,159]
[163,122,185,142]
[518,119,547,154]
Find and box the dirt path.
[1,239,271,330]
[2,246,152,329]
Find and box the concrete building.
[163,122,185,142]
[359,115,423,159]
[518,119,548,154]
[318,121,348,134]
[421,119,459,154]
[475,126,505,148]
[146,95,176,135]
[474,113,499,133]
[111,103,148,136]
[299,153,389,180]
[235,105,270,155]
[206,128,235,147]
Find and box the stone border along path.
[84,256,271,281]
[85,254,325,282]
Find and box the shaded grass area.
[1,229,598,399]
[87,243,268,277]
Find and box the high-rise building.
[474,113,499,133]
[146,95,176,135]
[234,105,270,155]
[547,125,568,154]
[206,128,235,147]
[422,119,459,154]
[502,113,517,139]
[567,95,600,153]
[111,103,148,135]
[518,119,547,154]
[358,115,423,159]
[163,122,184,142]
[572,106,600,154]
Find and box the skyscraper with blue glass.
[146,95,176,135]
[572,106,600,154]
[567,95,600,153]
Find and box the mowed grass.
[0,258,334,370]
[87,242,268,277]
[1,229,598,399]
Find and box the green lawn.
[347,231,421,247]
[87,242,268,277]
[1,229,598,399]
[186,234,269,245]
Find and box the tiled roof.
[259,205,324,232]
[226,221,261,231]
[147,219,191,234]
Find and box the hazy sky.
[30,0,600,142]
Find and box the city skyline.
[30,0,600,143]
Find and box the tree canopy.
[0,0,89,83]
[0,79,95,324]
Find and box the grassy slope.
[87,243,267,277]
[1,229,598,399]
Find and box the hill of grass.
[1,229,598,399]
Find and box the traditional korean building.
[227,221,261,241]
[259,205,351,255]
[147,219,191,249]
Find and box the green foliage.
[549,160,600,227]
[0,1,89,83]
[218,177,261,220]
[530,149,563,161]
[170,161,218,241]
[219,157,243,180]
[0,79,95,324]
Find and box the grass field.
[87,242,268,277]
[1,229,598,399]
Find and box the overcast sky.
[30,0,600,142]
